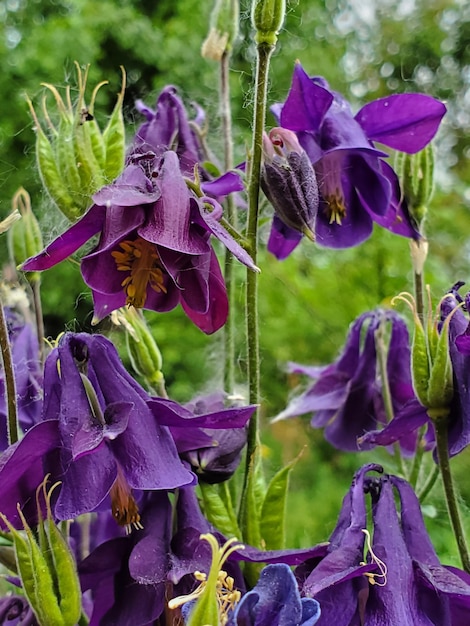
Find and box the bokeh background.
[1,0,470,561]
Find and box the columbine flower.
[0,308,43,450]
[22,148,256,334]
[41,332,196,524]
[297,464,470,625]
[274,309,427,452]
[269,62,446,254]
[262,127,319,259]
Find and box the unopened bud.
[251,0,286,45]
[8,188,43,284]
[202,0,239,61]
[27,63,126,221]
[394,291,454,417]
[262,127,318,241]
[395,144,434,229]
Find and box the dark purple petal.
[267,216,303,260]
[22,203,105,271]
[138,151,208,255]
[279,62,334,132]
[92,162,161,206]
[355,94,447,153]
[0,420,60,528]
[201,171,245,196]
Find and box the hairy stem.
[434,415,470,572]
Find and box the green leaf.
[260,453,301,550]
[199,482,241,539]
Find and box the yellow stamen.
[110,467,143,533]
[111,238,167,308]
[324,192,347,225]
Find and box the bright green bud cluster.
[395,291,454,418]
[27,63,126,222]
[8,188,43,284]
[251,0,286,45]
[395,144,435,228]
[0,479,81,626]
[201,0,239,61]
[112,308,164,392]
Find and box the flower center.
[110,467,143,533]
[111,238,167,308]
[316,152,347,225]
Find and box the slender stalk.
[0,298,18,445]
[418,463,440,503]
[31,280,45,365]
[407,425,427,488]
[434,414,470,572]
[414,269,425,325]
[244,42,274,461]
[375,323,406,476]
[221,50,237,394]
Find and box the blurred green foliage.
[1,0,470,563]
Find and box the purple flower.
[298,465,470,625]
[41,332,196,524]
[23,115,256,334]
[269,62,446,255]
[227,563,321,626]
[0,596,35,625]
[274,309,427,452]
[0,309,42,450]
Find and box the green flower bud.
[8,188,43,284]
[394,291,454,416]
[202,0,239,61]
[395,144,435,229]
[251,0,286,45]
[0,479,81,626]
[27,63,126,221]
[111,308,165,392]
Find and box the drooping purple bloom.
[40,332,196,524]
[268,62,446,256]
[0,595,35,625]
[297,464,470,625]
[23,94,256,334]
[0,309,42,450]
[226,563,321,626]
[274,309,427,452]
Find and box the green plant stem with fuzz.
[244,41,274,468]
[407,425,427,489]
[220,50,237,394]
[31,280,45,366]
[418,463,440,503]
[375,324,406,476]
[433,412,470,572]
[414,269,425,325]
[0,298,19,445]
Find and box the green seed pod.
[251,0,286,45]
[27,64,126,221]
[8,188,43,283]
[201,0,239,61]
[395,144,435,229]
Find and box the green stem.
[434,415,470,572]
[407,425,426,488]
[418,463,440,503]
[244,41,274,462]
[375,323,406,476]
[414,269,425,325]
[31,280,45,366]
[0,297,18,445]
[221,50,237,394]
[78,612,90,626]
